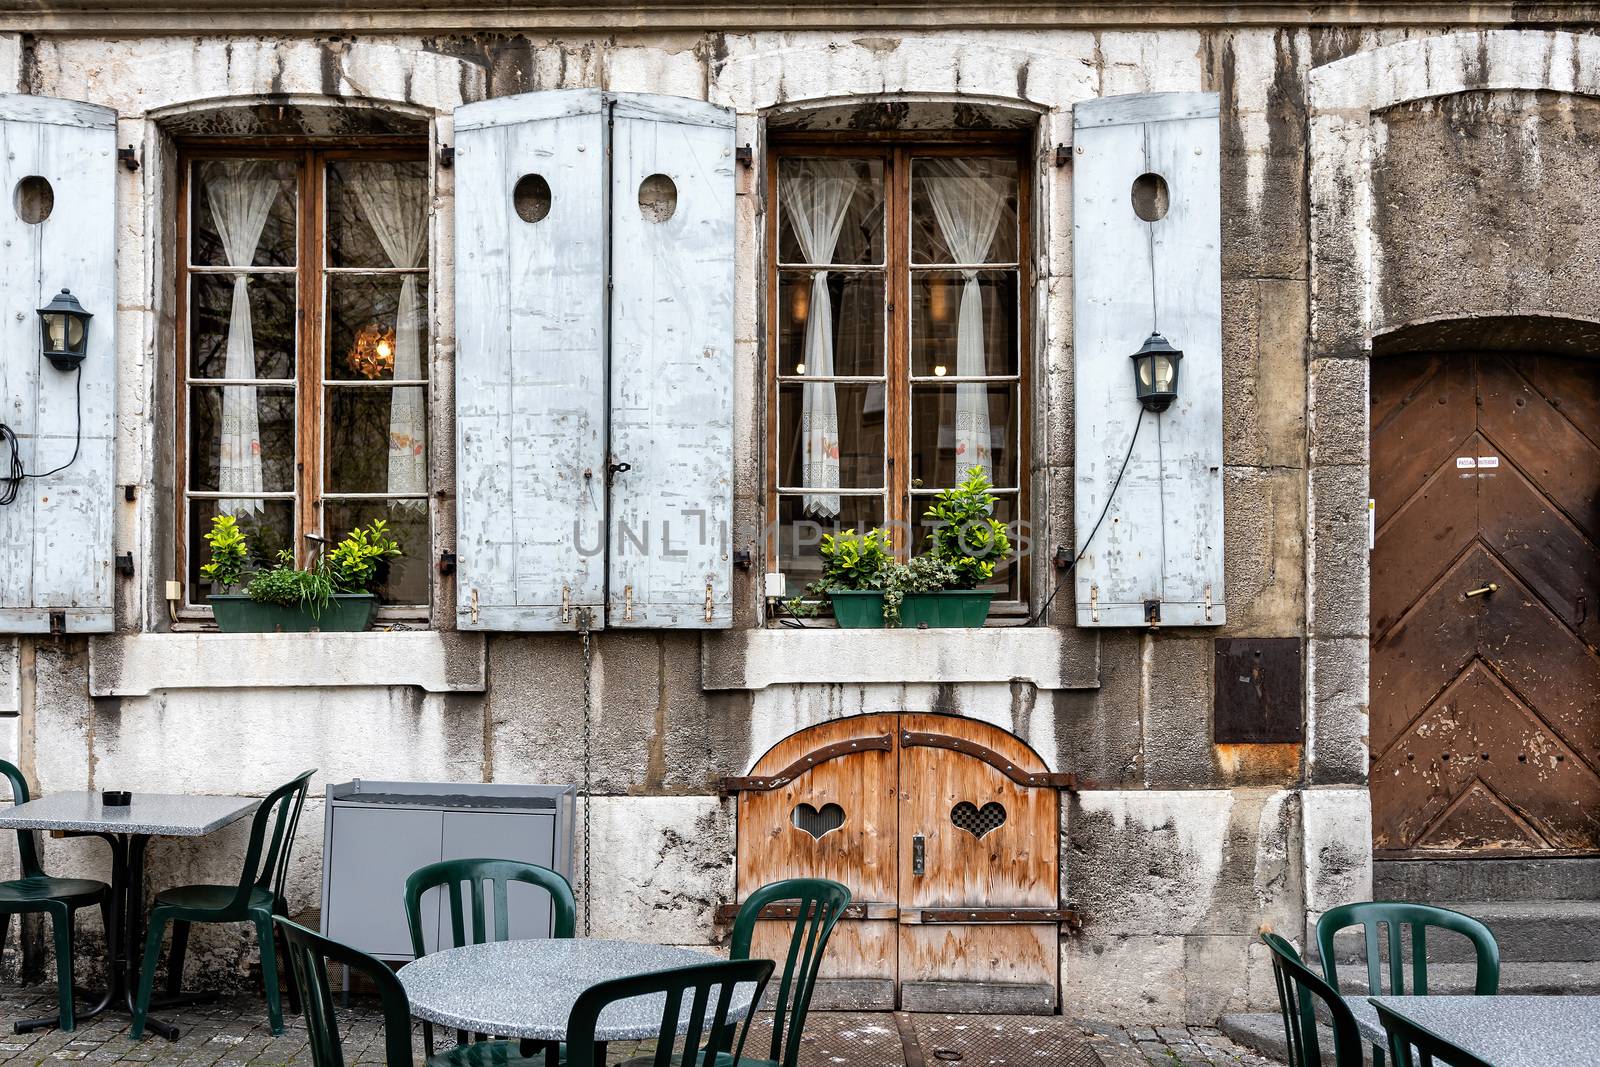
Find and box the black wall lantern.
[1131,332,1182,412]
[37,288,92,372]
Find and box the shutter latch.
[1204,583,1214,621]
[1089,584,1099,624]
[623,585,635,622]
[607,461,631,484]
[561,585,572,624]
[704,583,714,623]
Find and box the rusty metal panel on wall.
[0,95,118,634]
[1214,638,1303,744]
[1072,92,1224,628]
[452,90,608,631]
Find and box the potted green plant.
[789,528,894,628]
[204,516,402,633]
[899,468,1013,628]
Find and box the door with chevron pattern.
[1371,351,1600,854]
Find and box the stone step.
[1335,960,1600,996]
[1374,857,1600,902]
[1321,900,1600,965]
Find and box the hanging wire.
[1,364,85,507]
[1025,407,1146,626]
[578,610,594,938]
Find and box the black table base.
[13,833,201,1040]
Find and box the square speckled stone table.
[1368,994,1600,1066]
[0,791,258,1039]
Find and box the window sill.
[700,627,1099,691]
[88,631,486,696]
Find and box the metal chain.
[578,610,593,938]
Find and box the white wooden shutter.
[0,95,117,634]
[606,94,736,628]
[1072,93,1225,627]
[453,90,608,631]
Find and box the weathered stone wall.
[2,14,1587,1023]
[1372,89,1600,334]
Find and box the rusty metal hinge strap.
[718,733,895,794]
[899,731,1083,791]
[912,908,1083,931]
[714,902,872,923]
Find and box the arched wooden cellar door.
[1371,351,1600,854]
[723,713,1073,1014]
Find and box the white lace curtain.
[349,163,429,510]
[204,161,279,517]
[923,159,1007,482]
[780,161,860,519]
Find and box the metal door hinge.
[704,582,714,622]
[469,587,479,625]
[115,553,134,577]
[561,584,573,624]
[623,584,635,621]
[118,146,140,172]
[437,144,455,168]
[1204,583,1213,621]
[1089,584,1099,623]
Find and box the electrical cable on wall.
[0,363,85,507]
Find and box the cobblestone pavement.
[0,988,1285,1067]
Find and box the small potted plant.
[789,528,893,628]
[898,467,1013,628]
[203,516,402,633]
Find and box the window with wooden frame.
[767,138,1031,615]
[175,143,432,616]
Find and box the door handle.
[911,832,925,877]
[1464,584,1499,598]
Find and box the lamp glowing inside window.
[347,321,397,379]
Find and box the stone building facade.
[1,2,1597,1024]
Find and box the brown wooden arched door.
[1371,351,1600,854]
[728,713,1066,1013]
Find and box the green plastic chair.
[722,878,852,1067]
[0,760,110,1032]
[1375,1000,1493,1067]
[1261,932,1364,1067]
[1317,902,1500,1067]
[565,959,775,1067]
[276,917,415,1067]
[404,857,576,1062]
[131,769,314,1039]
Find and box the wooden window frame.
[764,133,1034,619]
[173,138,430,622]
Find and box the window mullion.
[295,148,324,564]
[888,146,913,558]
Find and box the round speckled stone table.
[1367,995,1600,1066]
[398,939,758,1043]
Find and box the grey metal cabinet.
[321,780,575,961]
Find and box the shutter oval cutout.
[1131,171,1169,222]
[512,173,552,223]
[14,175,52,224]
[637,172,677,223]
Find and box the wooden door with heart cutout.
[896,713,1059,1012]
[731,712,1060,1012]
[734,713,901,1009]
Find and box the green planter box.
[898,589,993,629]
[208,594,378,633]
[827,589,887,628]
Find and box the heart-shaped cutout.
[951,801,1007,839]
[791,802,846,840]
